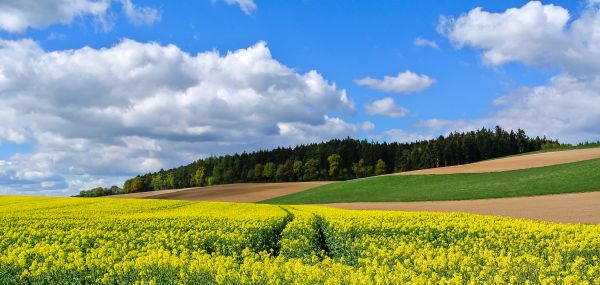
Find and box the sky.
[1,0,599,195]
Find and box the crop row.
[0,196,599,284]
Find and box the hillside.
[398,147,600,175]
[111,181,332,202]
[115,127,554,196]
[263,155,600,204]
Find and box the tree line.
[108,127,555,195]
[78,186,123,197]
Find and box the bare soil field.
[397,147,600,175]
[112,182,333,202]
[323,191,600,224]
[113,148,600,223]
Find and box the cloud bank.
[0,39,365,195]
[0,0,159,33]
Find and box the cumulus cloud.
[0,39,362,195]
[414,37,439,49]
[0,0,159,33]
[423,74,600,143]
[355,70,435,94]
[216,0,257,15]
[370,129,436,143]
[438,1,600,74]
[364,97,408,118]
[433,2,600,143]
[120,0,161,25]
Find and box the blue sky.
[0,0,599,195]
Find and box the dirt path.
[113,182,333,202]
[397,147,600,175]
[322,191,600,224]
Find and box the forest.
[80,126,553,196]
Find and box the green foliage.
[193,166,205,186]
[123,176,144,193]
[275,164,285,181]
[166,172,175,189]
[327,154,342,177]
[540,141,600,152]
[151,173,166,190]
[303,159,320,181]
[293,160,303,180]
[264,158,600,204]
[352,159,372,178]
[278,210,322,261]
[212,161,225,184]
[254,163,264,178]
[206,176,215,186]
[263,162,276,179]
[78,186,123,197]
[374,159,387,176]
[119,127,557,194]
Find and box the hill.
[111,181,332,202]
[262,154,600,204]
[112,127,554,196]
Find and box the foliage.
[327,154,342,177]
[193,166,206,187]
[541,140,600,152]
[264,158,600,204]
[263,162,276,179]
[78,186,122,197]
[374,159,387,176]
[120,127,555,194]
[1,196,599,284]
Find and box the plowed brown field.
[114,148,600,223]
[322,191,600,224]
[397,147,600,175]
[111,182,333,202]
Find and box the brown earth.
[113,148,600,223]
[111,182,333,202]
[396,147,600,175]
[322,191,600,224]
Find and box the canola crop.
[0,196,599,284]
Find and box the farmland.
[1,196,600,284]
[264,158,600,204]
[112,181,333,202]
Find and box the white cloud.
[438,1,600,74]
[0,39,363,195]
[433,2,600,144]
[414,37,439,49]
[278,116,373,144]
[0,0,159,33]
[364,97,408,118]
[379,129,434,143]
[218,0,257,15]
[355,70,435,93]
[0,0,110,33]
[419,76,600,143]
[120,0,161,25]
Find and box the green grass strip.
[263,158,600,204]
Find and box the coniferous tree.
[112,126,556,195]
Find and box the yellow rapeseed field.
[0,196,599,284]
